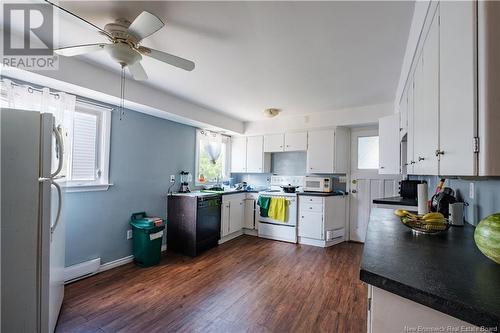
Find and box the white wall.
[0,38,244,134]
[244,102,393,135]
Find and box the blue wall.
[64,108,196,266]
[412,176,500,226]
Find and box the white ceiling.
[24,1,415,122]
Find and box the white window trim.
[195,129,230,186]
[63,101,113,193]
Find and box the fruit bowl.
[394,210,450,235]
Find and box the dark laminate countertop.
[297,191,347,197]
[360,208,500,328]
[372,196,418,207]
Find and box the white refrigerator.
[1,108,66,333]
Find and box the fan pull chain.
[120,65,125,120]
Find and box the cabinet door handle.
[352,190,357,193]
[380,166,385,169]
[435,150,445,156]
[418,156,425,161]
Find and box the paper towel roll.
[417,183,429,215]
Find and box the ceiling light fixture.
[263,108,281,118]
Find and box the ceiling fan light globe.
[104,43,142,67]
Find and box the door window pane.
[358,136,379,169]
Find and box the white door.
[413,9,439,175]
[246,136,264,172]
[439,1,477,176]
[298,213,323,240]
[307,129,334,173]
[229,197,244,233]
[263,134,284,152]
[284,132,307,151]
[221,201,230,237]
[349,127,402,242]
[230,137,247,173]
[379,114,400,175]
[244,197,256,229]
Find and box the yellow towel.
[268,197,288,222]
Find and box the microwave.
[304,176,333,192]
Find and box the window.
[65,101,112,192]
[357,136,379,169]
[195,130,230,185]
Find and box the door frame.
[348,126,402,242]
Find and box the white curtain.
[1,78,76,174]
[201,130,222,164]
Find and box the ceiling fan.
[50,2,195,81]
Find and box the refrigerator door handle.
[50,124,64,178]
[50,179,62,234]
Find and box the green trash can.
[130,212,166,267]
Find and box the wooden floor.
[56,236,366,333]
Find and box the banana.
[423,218,446,223]
[422,212,445,221]
[394,209,410,217]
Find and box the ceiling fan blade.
[127,11,164,42]
[54,43,107,56]
[128,62,148,81]
[142,48,195,71]
[43,0,112,39]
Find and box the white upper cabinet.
[230,136,247,173]
[307,128,348,174]
[263,134,284,152]
[379,113,400,175]
[439,1,477,176]
[284,132,308,151]
[246,136,270,173]
[264,132,307,152]
[413,9,439,175]
[406,79,415,174]
[307,129,335,173]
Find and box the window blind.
[71,111,98,181]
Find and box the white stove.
[257,176,302,243]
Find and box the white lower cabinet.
[298,195,346,247]
[243,193,258,230]
[221,193,245,238]
[299,212,323,240]
[367,285,477,333]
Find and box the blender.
[179,171,191,193]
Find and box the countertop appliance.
[431,187,457,217]
[178,171,191,193]
[167,194,221,256]
[1,109,65,333]
[399,179,426,199]
[304,176,333,193]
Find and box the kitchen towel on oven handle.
[268,197,288,222]
[257,195,271,217]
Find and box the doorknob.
[351,190,357,193]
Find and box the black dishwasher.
[167,194,221,256]
[196,195,222,254]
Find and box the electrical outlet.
[170,175,175,183]
[469,182,475,200]
[127,229,133,240]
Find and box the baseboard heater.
[64,244,168,283]
[64,258,101,284]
